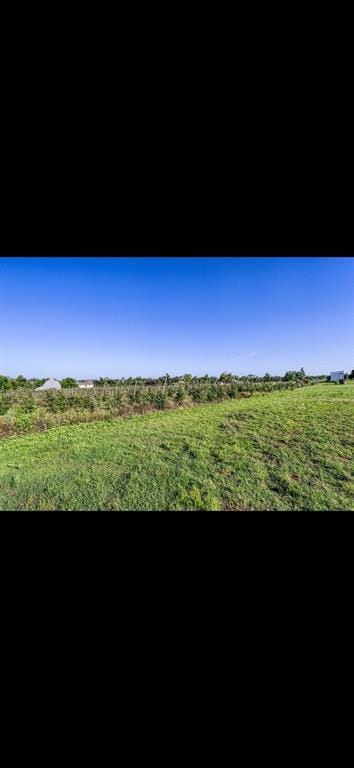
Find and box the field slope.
[0,383,353,511]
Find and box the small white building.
[78,380,94,389]
[330,371,345,383]
[35,378,62,391]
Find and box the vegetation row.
[0,367,340,393]
[0,376,321,439]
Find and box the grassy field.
[0,383,353,511]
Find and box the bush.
[87,398,100,412]
[154,392,168,409]
[43,391,67,413]
[78,395,96,411]
[0,376,11,392]
[0,412,16,437]
[15,412,35,434]
[0,395,10,415]
[190,387,202,402]
[129,388,143,404]
[20,394,36,413]
[175,387,186,403]
[111,391,124,406]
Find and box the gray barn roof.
[35,378,62,391]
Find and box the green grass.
[0,383,353,511]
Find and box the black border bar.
[0,238,353,256]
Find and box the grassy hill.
[0,383,353,511]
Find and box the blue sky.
[0,257,353,378]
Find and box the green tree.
[31,379,46,389]
[15,375,27,388]
[61,378,78,389]
[0,375,11,391]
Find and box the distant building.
[330,371,345,383]
[35,378,62,391]
[78,380,94,389]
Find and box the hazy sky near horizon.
[0,257,353,378]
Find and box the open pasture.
[0,383,352,511]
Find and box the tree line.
[0,369,345,392]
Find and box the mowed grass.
[0,383,353,511]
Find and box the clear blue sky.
[0,257,353,378]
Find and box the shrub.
[129,388,143,404]
[111,391,124,406]
[15,412,35,434]
[154,392,168,409]
[79,395,96,411]
[43,391,67,413]
[190,387,202,402]
[134,388,143,404]
[0,413,16,437]
[0,395,10,415]
[43,391,56,411]
[0,376,11,392]
[19,394,36,413]
[87,398,100,412]
[175,387,186,403]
